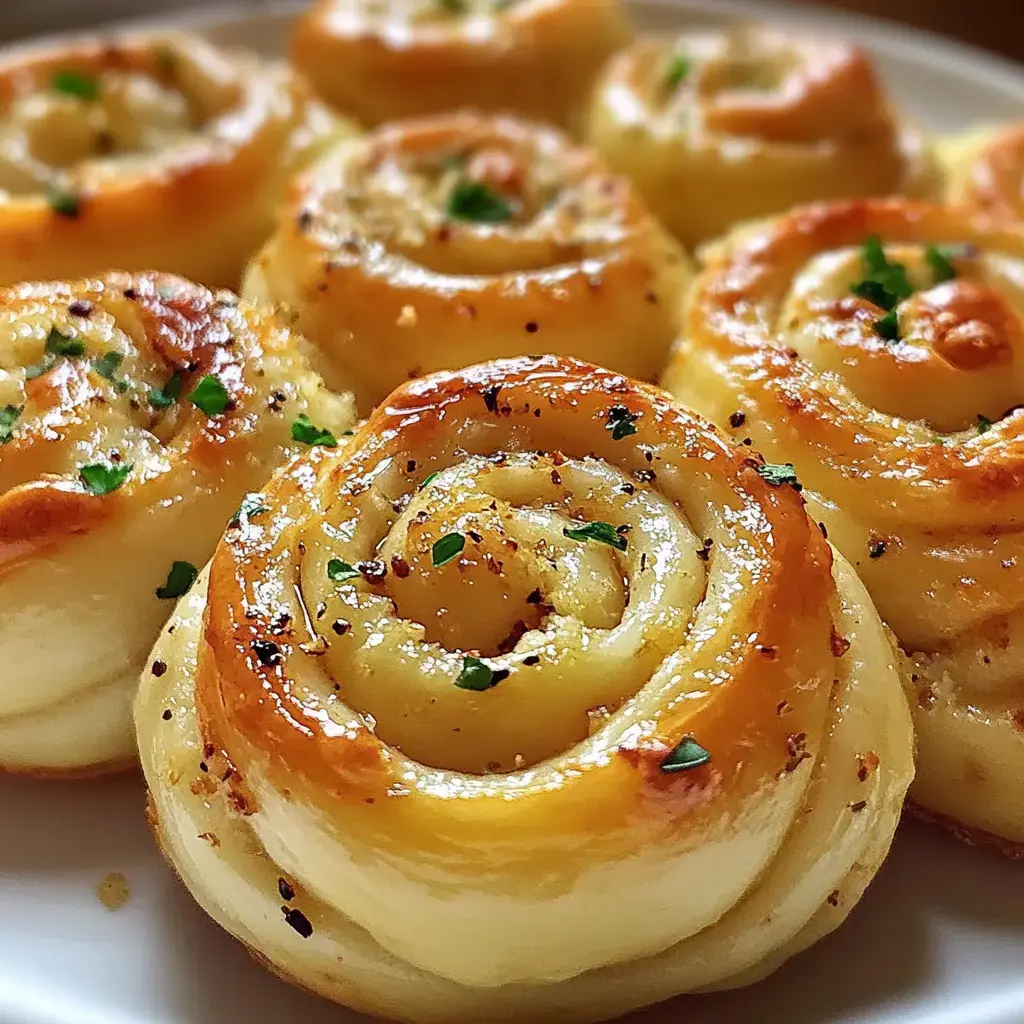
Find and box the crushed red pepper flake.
[830,628,852,658]
[857,750,880,781]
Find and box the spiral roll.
[942,122,1024,224]
[137,355,913,1023]
[663,197,1024,851]
[290,0,630,131]
[0,272,354,773]
[244,112,691,411]
[0,32,348,289]
[587,26,936,250]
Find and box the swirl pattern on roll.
[137,355,913,1023]
[0,32,347,288]
[587,26,936,249]
[244,112,692,411]
[0,272,354,773]
[290,0,630,130]
[664,197,1024,850]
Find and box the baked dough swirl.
[942,122,1024,224]
[587,26,935,249]
[0,272,354,774]
[0,32,347,289]
[663,197,1024,851]
[290,0,630,130]
[244,112,691,411]
[137,355,913,1022]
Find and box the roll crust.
[664,197,1024,848]
[290,0,630,130]
[0,271,354,773]
[587,27,936,249]
[942,122,1024,223]
[137,355,913,1022]
[244,112,691,411]
[0,32,348,289]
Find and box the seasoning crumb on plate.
[96,872,130,911]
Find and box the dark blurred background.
[0,0,1016,63]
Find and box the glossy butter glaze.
[244,112,692,411]
[0,271,354,773]
[137,354,913,1023]
[664,197,1024,848]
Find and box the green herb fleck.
[438,0,468,12]
[188,374,230,417]
[46,328,85,357]
[230,492,269,528]
[925,245,957,285]
[0,404,22,444]
[756,462,802,491]
[660,736,711,773]
[156,560,198,600]
[327,559,361,584]
[454,655,507,691]
[91,351,128,391]
[563,521,628,551]
[665,55,691,90]
[291,413,338,448]
[419,471,439,490]
[446,180,513,224]
[606,405,640,441]
[52,70,100,101]
[432,532,465,567]
[44,183,80,217]
[977,414,993,434]
[851,235,912,312]
[148,370,183,408]
[873,309,900,342]
[78,460,132,496]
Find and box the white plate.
[3,3,1024,1024]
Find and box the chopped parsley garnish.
[46,328,85,358]
[977,414,993,434]
[925,245,957,285]
[148,370,183,408]
[446,180,513,224]
[851,235,912,312]
[327,559,361,584]
[660,736,711,773]
[432,532,465,567]
[0,404,22,444]
[44,183,80,217]
[51,70,100,101]
[563,521,628,551]
[665,55,691,90]
[454,655,507,691]
[156,560,198,600]
[419,471,439,490]
[91,351,128,391]
[438,0,468,12]
[873,309,900,342]
[188,374,230,417]
[230,492,269,527]
[291,413,337,447]
[606,405,640,440]
[78,460,132,495]
[756,462,802,491]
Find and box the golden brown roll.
[244,112,691,412]
[587,26,936,250]
[0,271,354,774]
[137,355,913,1023]
[942,122,1024,224]
[290,0,630,131]
[0,31,349,289]
[664,197,1024,852]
